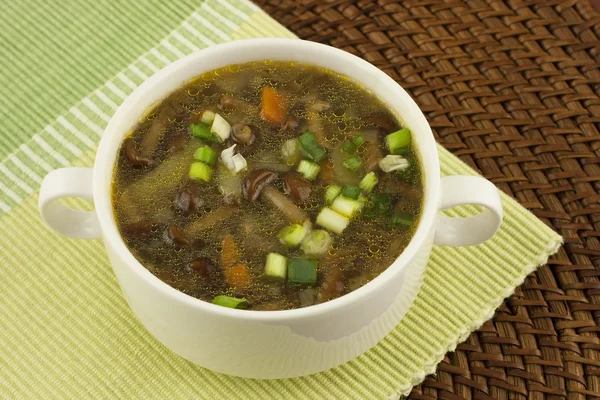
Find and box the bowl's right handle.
[38,167,101,239]
[434,176,503,246]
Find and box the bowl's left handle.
[39,167,101,239]
[434,175,503,246]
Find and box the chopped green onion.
[265,253,287,279]
[212,295,249,309]
[282,138,300,165]
[325,185,342,204]
[390,211,414,229]
[278,223,309,246]
[331,196,363,218]
[385,128,411,155]
[364,193,392,217]
[201,110,216,124]
[221,144,247,174]
[190,122,215,141]
[189,162,212,182]
[301,230,332,256]
[211,113,232,142]
[316,207,349,234]
[287,258,318,285]
[297,159,320,180]
[342,136,365,154]
[343,157,363,171]
[194,146,217,165]
[298,131,327,162]
[341,185,360,200]
[359,172,378,192]
[378,155,409,173]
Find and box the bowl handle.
[38,168,101,239]
[434,176,503,246]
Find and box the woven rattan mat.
[254,1,600,398]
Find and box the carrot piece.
[261,86,288,124]
[224,263,250,289]
[221,234,240,268]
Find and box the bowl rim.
[94,38,440,322]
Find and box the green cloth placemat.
[0,1,562,399]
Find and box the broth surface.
[112,61,423,310]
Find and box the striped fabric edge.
[0,0,293,214]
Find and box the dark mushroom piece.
[231,124,255,145]
[364,111,401,134]
[283,114,298,131]
[123,138,153,167]
[186,257,216,277]
[318,266,344,303]
[167,133,190,154]
[242,169,278,202]
[173,181,203,216]
[164,224,189,246]
[283,172,312,204]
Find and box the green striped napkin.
[0,0,561,398]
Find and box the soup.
[111,61,423,311]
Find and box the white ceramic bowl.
[39,38,502,379]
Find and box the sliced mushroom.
[261,185,308,224]
[164,224,189,246]
[318,266,344,303]
[167,133,190,154]
[123,138,153,167]
[242,169,278,202]
[185,206,239,237]
[122,219,153,236]
[173,181,203,216]
[231,124,255,144]
[219,94,250,112]
[283,172,312,204]
[283,114,298,131]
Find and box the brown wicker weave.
[254,1,600,398]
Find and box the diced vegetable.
[212,295,249,309]
[224,263,250,288]
[341,185,360,200]
[316,207,349,234]
[194,146,217,165]
[190,122,215,141]
[261,86,288,124]
[343,157,363,171]
[342,136,365,154]
[221,144,247,174]
[325,185,342,204]
[201,110,216,124]
[216,168,242,201]
[282,138,300,166]
[297,159,320,180]
[301,230,332,256]
[298,131,327,162]
[287,258,317,285]
[359,171,378,192]
[390,211,414,229]
[211,113,232,142]
[265,253,287,279]
[365,193,392,217]
[278,222,310,247]
[221,234,240,268]
[385,128,411,155]
[331,196,363,218]
[298,288,315,307]
[378,155,409,173]
[189,162,212,183]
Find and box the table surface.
[255,1,600,398]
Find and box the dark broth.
[112,61,423,311]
